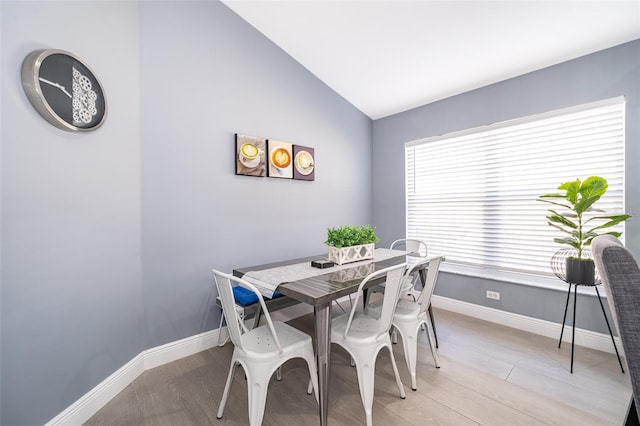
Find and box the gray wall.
[372,39,640,333]
[0,1,371,424]
[138,2,372,349]
[2,0,637,423]
[1,2,143,425]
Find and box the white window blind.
[405,97,625,280]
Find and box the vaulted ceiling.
[223,1,640,119]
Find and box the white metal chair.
[391,238,428,255]
[369,255,444,390]
[367,238,440,348]
[330,263,408,426]
[213,269,319,425]
[365,239,427,302]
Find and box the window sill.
[439,262,607,297]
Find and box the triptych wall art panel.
[235,134,267,177]
[235,133,315,181]
[292,145,315,181]
[267,139,293,179]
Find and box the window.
[405,97,625,284]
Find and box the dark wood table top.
[234,254,407,306]
[234,254,323,277]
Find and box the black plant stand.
[558,281,625,373]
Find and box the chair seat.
[391,299,422,320]
[241,321,314,356]
[368,297,419,314]
[331,312,387,344]
[233,285,283,306]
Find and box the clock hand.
[38,77,72,98]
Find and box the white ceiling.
[222,0,640,120]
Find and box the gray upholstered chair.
[592,235,640,425]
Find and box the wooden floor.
[84,308,631,425]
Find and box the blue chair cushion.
[232,286,283,306]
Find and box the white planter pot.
[327,243,375,265]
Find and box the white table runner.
[242,248,406,298]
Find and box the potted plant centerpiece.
[538,176,631,285]
[325,225,380,265]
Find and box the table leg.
[314,302,332,426]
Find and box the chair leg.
[427,304,439,348]
[217,313,229,347]
[396,324,419,391]
[386,343,407,400]
[595,286,625,373]
[395,319,439,391]
[625,397,639,426]
[423,318,440,369]
[246,373,270,426]
[217,355,238,419]
[304,352,319,403]
[353,353,377,426]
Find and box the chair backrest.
[344,263,408,339]
[391,238,428,257]
[591,235,640,418]
[212,269,283,354]
[391,239,429,293]
[409,255,444,310]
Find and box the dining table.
[233,248,414,426]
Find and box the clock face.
[22,49,107,132]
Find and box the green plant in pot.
[325,225,380,265]
[538,176,631,285]
[325,224,380,248]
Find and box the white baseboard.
[46,352,146,426]
[45,302,312,425]
[49,296,622,425]
[431,295,623,355]
[144,328,220,370]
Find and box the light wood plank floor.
[84,308,631,425]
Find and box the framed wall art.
[267,139,293,179]
[235,134,266,177]
[293,145,315,181]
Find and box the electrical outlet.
[486,290,500,300]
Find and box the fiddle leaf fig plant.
[537,176,631,259]
[325,225,379,248]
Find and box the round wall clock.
[21,49,107,132]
